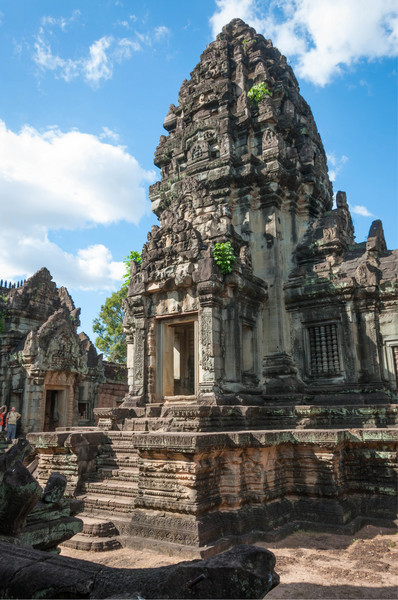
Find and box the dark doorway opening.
[44,390,60,431]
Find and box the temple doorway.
[159,317,198,399]
[44,389,67,431]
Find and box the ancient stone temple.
[29,19,397,557]
[124,22,398,407]
[0,268,126,433]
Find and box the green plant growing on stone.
[247,82,272,104]
[242,37,257,50]
[213,242,237,275]
[122,250,142,287]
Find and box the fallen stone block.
[0,541,279,599]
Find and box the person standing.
[5,407,21,443]
[0,405,6,433]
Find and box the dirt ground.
[60,525,398,599]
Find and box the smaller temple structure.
[0,268,127,433]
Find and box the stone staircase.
[63,431,139,551]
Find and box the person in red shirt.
[0,405,6,434]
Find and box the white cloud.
[116,19,131,29]
[210,0,262,36]
[33,33,139,87]
[327,152,348,182]
[0,120,155,290]
[135,25,171,47]
[84,36,113,84]
[351,205,374,217]
[41,10,81,32]
[33,15,170,86]
[154,26,171,42]
[100,126,120,143]
[210,0,398,86]
[113,37,141,58]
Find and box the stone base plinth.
[29,425,398,556]
[125,428,397,555]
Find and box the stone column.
[123,296,146,406]
[355,299,384,383]
[197,283,223,403]
[24,370,46,432]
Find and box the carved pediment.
[47,330,83,372]
[20,310,87,374]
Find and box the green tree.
[93,286,128,363]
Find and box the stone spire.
[127,19,338,400]
[150,18,332,230]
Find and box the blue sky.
[1,0,397,348]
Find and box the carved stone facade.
[28,19,398,556]
[124,19,397,409]
[0,268,126,433]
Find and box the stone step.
[62,533,121,552]
[96,466,138,480]
[80,516,119,537]
[96,462,138,473]
[61,514,123,552]
[79,493,135,514]
[85,479,137,496]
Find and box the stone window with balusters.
[307,323,341,377]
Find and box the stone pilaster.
[197,284,223,403]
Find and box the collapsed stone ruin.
[0,438,82,551]
[9,18,398,559]
[0,543,279,599]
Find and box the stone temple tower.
[123,18,397,408]
[125,18,330,404]
[67,19,397,554]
